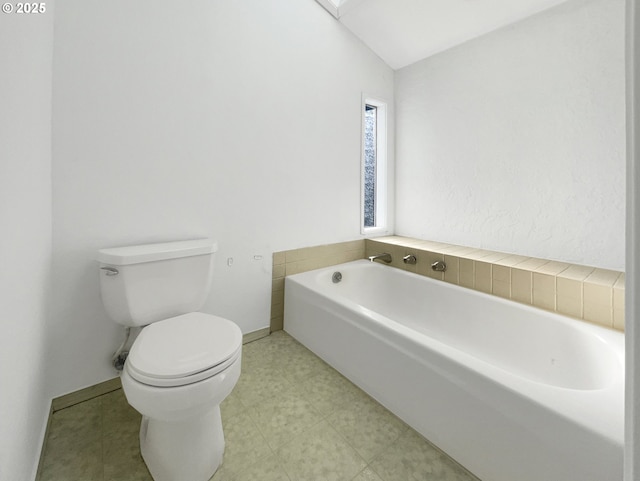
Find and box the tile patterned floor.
[40,331,480,481]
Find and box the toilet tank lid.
[97,239,218,266]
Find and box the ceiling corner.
[315,0,340,18]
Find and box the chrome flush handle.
[100,266,119,276]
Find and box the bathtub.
[283,260,624,481]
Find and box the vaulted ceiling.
[316,0,571,69]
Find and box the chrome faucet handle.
[431,261,447,272]
[403,254,417,265]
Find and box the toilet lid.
[127,312,242,384]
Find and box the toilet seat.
[126,312,242,388]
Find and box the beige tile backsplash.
[491,265,511,299]
[556,277,583,318]
[510,268,533,305]
[365,236,624,331]
[271,235,624,332]
[459,258,475,289]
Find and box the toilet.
[97,238,242,481]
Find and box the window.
[361,97,387,234]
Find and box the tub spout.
[368,253,392,264]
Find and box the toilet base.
[140,405,225,481]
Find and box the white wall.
[625,0,639,478]
[51,0,394,397]
[0,5,54,480]
[395,0,625,270]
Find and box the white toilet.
[97,238,242,481]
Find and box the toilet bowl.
[121,313,242,481]
[97,239,242,481]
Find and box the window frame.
[361,95,388,235]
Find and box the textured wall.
[395,0,625,270]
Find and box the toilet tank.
[97,239,218,327]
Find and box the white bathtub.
[284,260,624,481]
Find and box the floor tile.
[234,363,293,408]
[327,392,408,462]
[101,389,138,427]
[297,367,366,417]
[276,343,336,384]
[103,423,150,481]
[211,411,272,480]
[249,383,324,450]
[46,396,103,444]
[40,441,103,481]
[276,420,367,481]
[40,331,480,481]
[220,386,247,421]
[241,343,281,372]
[40,397,104,481]
[100,387,152,481]
[369,429,478,481]
[232,453,291,481]
[241,331,299,370]
[352,467,385,481]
